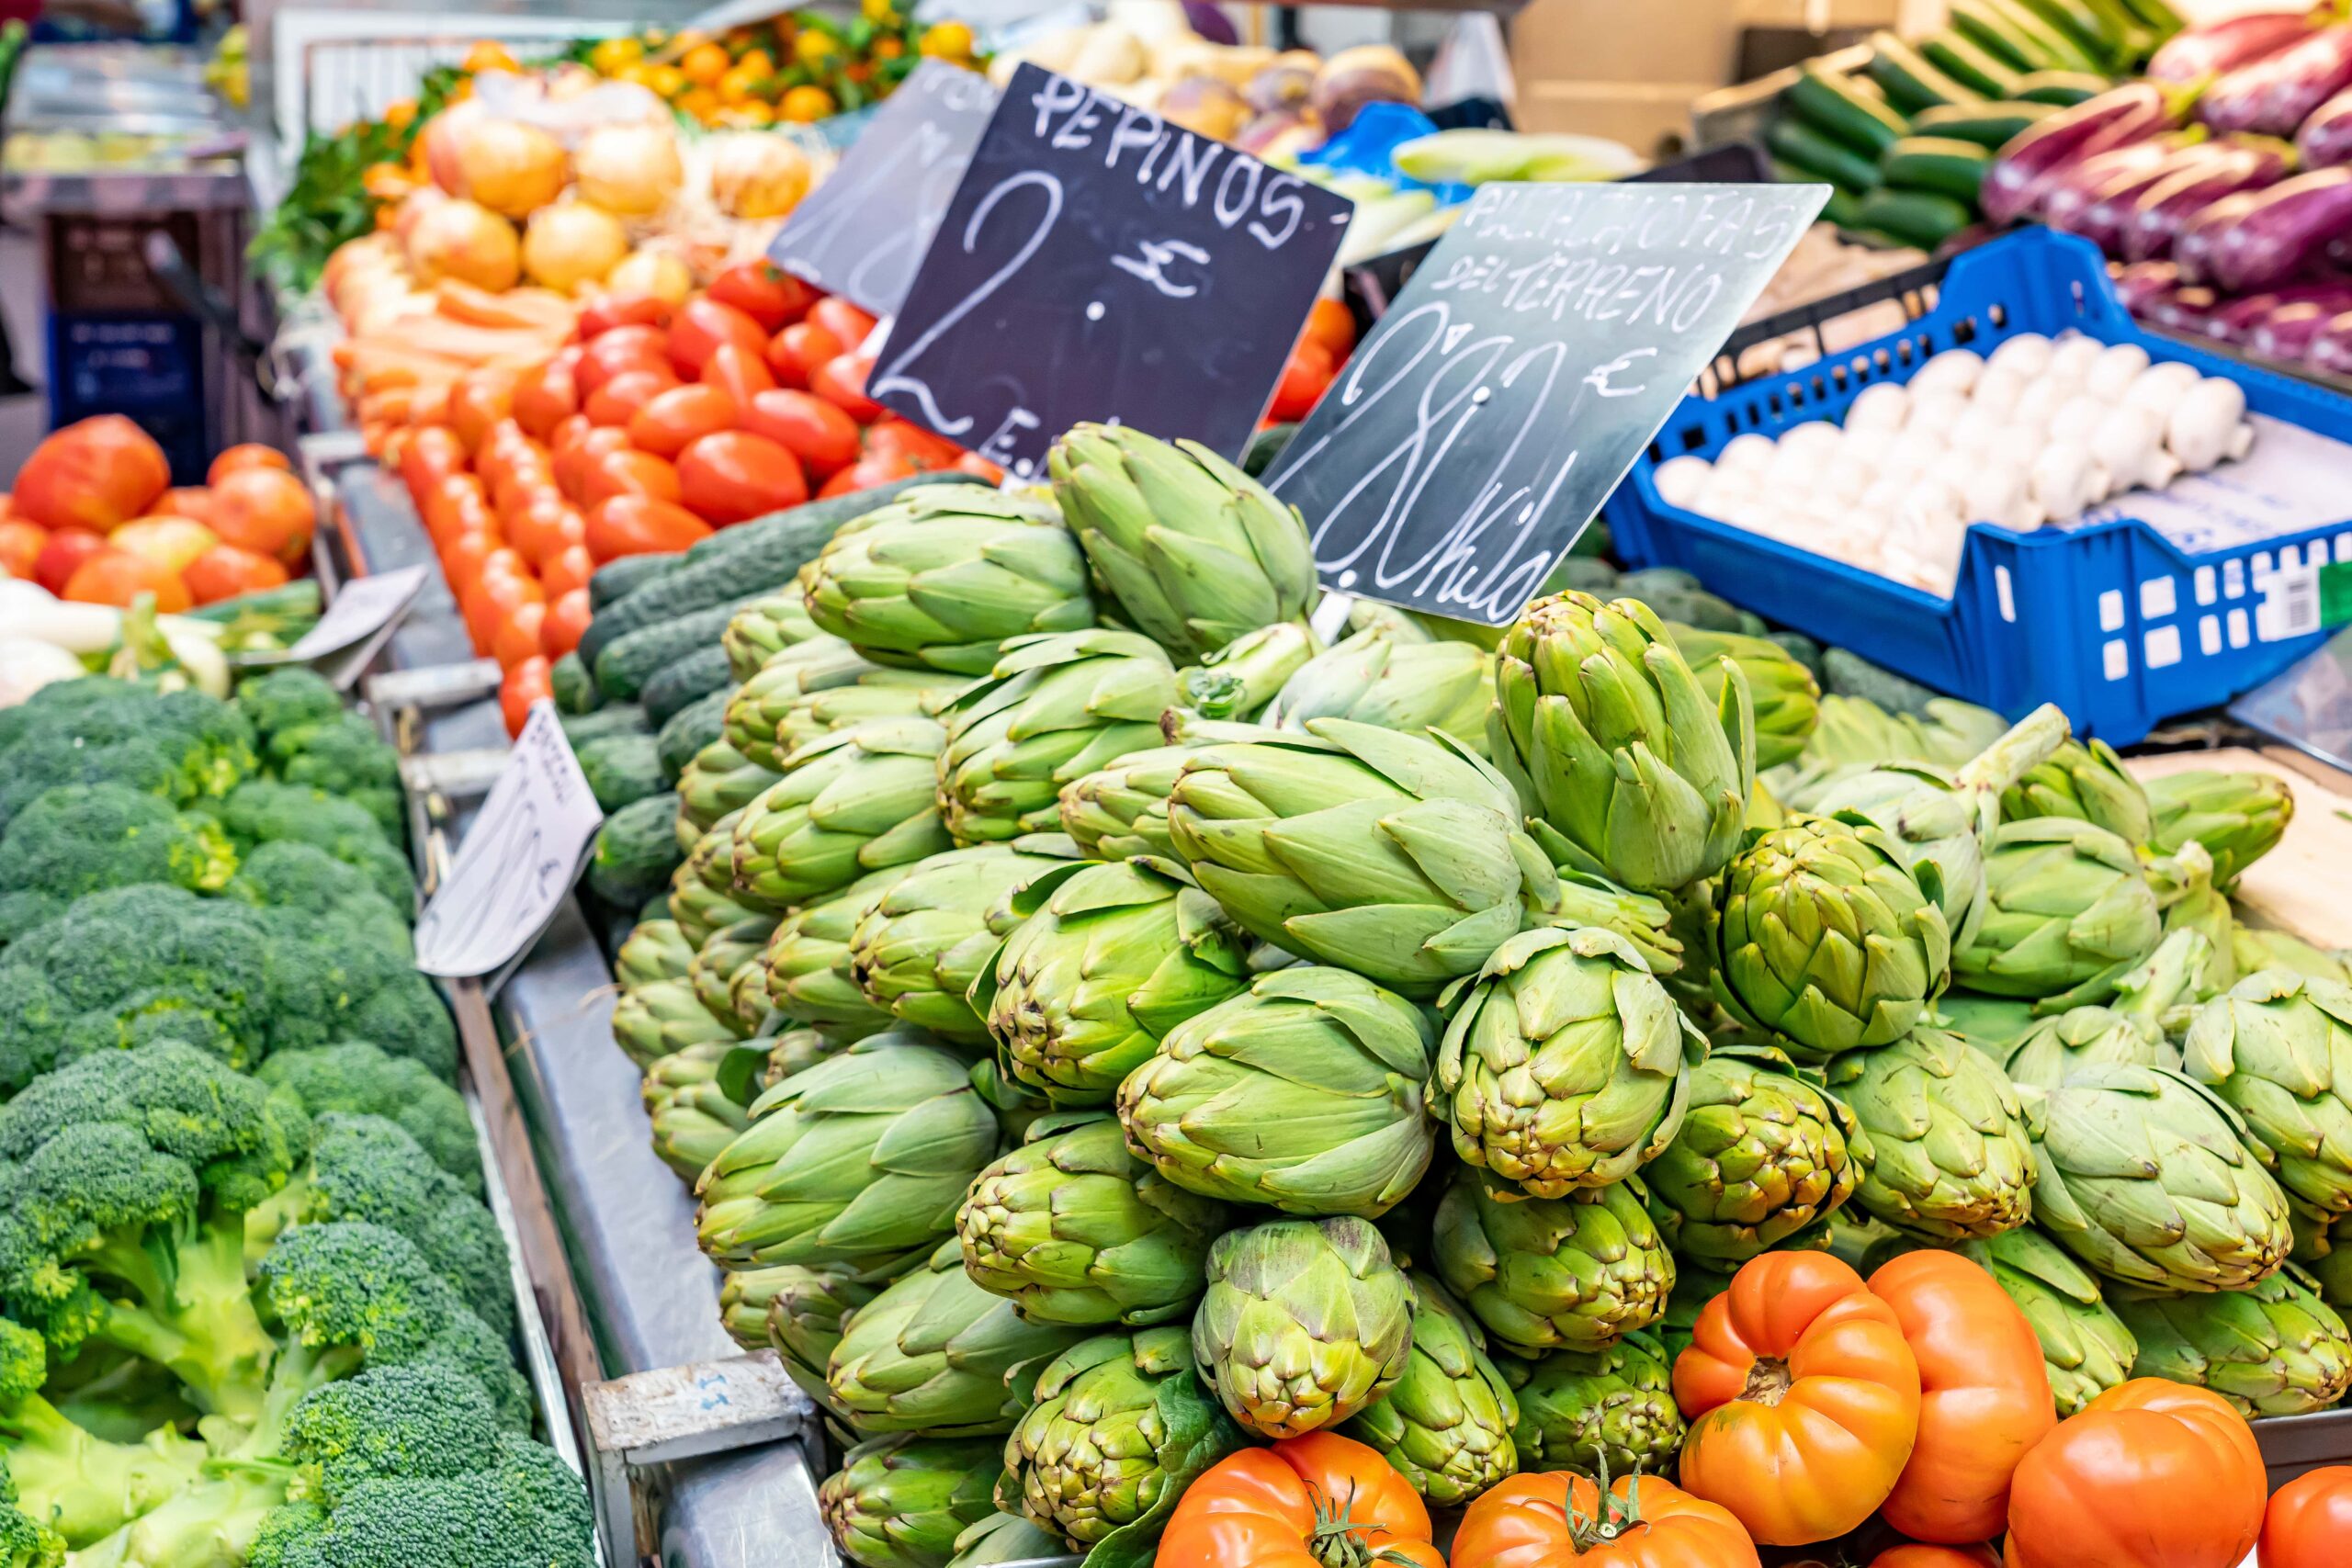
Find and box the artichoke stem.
[1957,703,2071,797]
[1738,1356,1794,1407]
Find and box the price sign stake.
[767,60,1000,319]
[413,699,605,981]
[870,62,1353,480]
[1266,181,1828,626]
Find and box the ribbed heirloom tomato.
[207,443,291,484]
[13,414,169,532]
[1873,1547,1999,1567]
[1451,1471,1761,1568]
[2261,1465,2352,1568]
[1673,1252,1923,1546]
[1159,1433,1441,1568]
[2004,1380,2266,1568]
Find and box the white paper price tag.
[413,700,604,979]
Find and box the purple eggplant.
[2057,136,2221,256]
[2302,310,2352,373]
[2133,140,2299,265]
[2109,261,2184,314]
[2175,188,2270,281]
[2199,25,2352,138]
[1984,84,2196,226]
[2149,9,2323,85]
[2250,295,2352,357]
[2298,86,2352,167]
[2203,283,2352,344]
[2137,283,2228,336]
[2207,167,2352,292]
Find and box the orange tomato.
[500,656,550,738]
[699,342,776,409]
[554,427,635,503]
[1868,1251,2052,1545]
[1160,1435,1442,1568]
[865,416,963,471]
[424,475,492,547]
[447,366,519,453]
[742,389,860,478]
[540,587,592,658]
[676,430,806,524]
[62,548,191,612]
[809,353,883,422]
[109,516,220,576]
[953,451,1004,483]
[2005,1381,2265,1568]
[708,261,814,332]
[183,543,289,605]
[0,519,46,578]
[583,494,711,560]
[578,324,673,394]
[513,351,582,441]
[492,599,548,671]
[629,383,741,457]
[206,444,292,485]
[1874,1547,1999,1568]
[1303,295,1356,361]
[667,297,769,378]
[32,528,107,593]
[399,425,468,497]
[1452,1472,1761,1568]
[2261,1465,2352,1568]
[440,529,505,601]
[578,293,673,340]
[164,486,220,527]
[13,414,171,533]
[541,542,597,601]
[1269,339,1334,422]
[209,468,318,566]
[808,296,878,349]
[818,452,919,498]
[765,320,841,389]
[509,495,583,566]
[580,449,683,511]
[1674,1252,1922,1546]
[584,367,681,427]
[462,560,540,656]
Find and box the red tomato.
[62,548,190,612]
[809,353,884,423]
[206,444,291,485]
[554,427,635,503]
[541,541,597,600]
[506,494,583,567]
[818,452,919,498]
[742,389,861,478]
[676,430,808,525]
[709,261,815,332]
[583,495,711,560]
[667,298,768,378]
[1270,340,1335,422]
[513,350,582,440]
[583,367,680,428]
[0,519,43,579]
[808,297,878,350]
[447,366,518,453]
[209,468,319,566]
[33,528,109,594]
[500,657,550,738]
[541,587,592,659]
[865,416,964,471]
[548,413,595,461]
[492,599,548,671]
[578,293,672,340]
[424,478,493,548]
[764,321,842,389]
[162,487,220,526]
[577,324,673,395]
[462,560,541,657]
[699,342,776,409]
[1304,296,1357,361]
[400,425,468,493]
[953,451,1005,483]
[183,543,290,605]
[629,384,741,458]
[579,449,683,511]
[440,529,505,600]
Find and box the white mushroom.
[2089,404,2179,495]
[1654,456,1713,510]
[1909,347,1984,400]
[2046,333,2104,388]
[1985,333,2054,378]
[2166,377,2256,471]
[1971,364,2028,419]
[1845,381,1912,434]
[1716,432,1778,478]
[2085,342,2154,404]
[2122,360,2203,416]
[2030,443,2108,522]
[2050,393,2114,449]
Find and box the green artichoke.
[1826,1025,2035,1241]
[679,739,785,836]
[1950,1227,2138,1416]
[2114,1265,2352,1417]
[2030,1064,2294,1292]
[1645,1044,1868,1265]
[671,812,770,946]
[766,1025,848,1086]
[799,485,1095,676]
[2302,1209,2352,1310]
[1164,717,1560,998]
[973,856,1252,1106]
[1768,692,2008,813]
[956,1112,1227,1327]
[1046,422,1317,663]
[2182,967,2352,1218]
[1056,718,1274,863]
[1664,622,1819,771]
[763,867,907,1045]
[2235,925,2352,987]
[849,843,1068,1045]
[644,1042,752,1182]
[1712,812,1953,1061]
[618,918,696,991]
[1430,1163,1674,1353]
[723,635,881,767]
[723,590,821,681]
[611,979,741,1068]
[730,716,955,910]
[1172,619,1320,725]
[2146,770,2294,887]
[1951,818,2163,1011]
[2004,928,2207,1089]
[1434,925,1705,1198]
[729,945,778,1034]
[761,1262,877,1414]
[1934,991,2041,1055]
[936,629,1181,845]
[690,913,781,1022]
[828,1238,1094,1437]
[1116,964,1438,1219]
[1340,1272,1518,1506]
[1262,623,1494,753]
[1499,1331,1686,1478]
[820,1431,1003,1568]
[946,1513,1066,1567]
[2002,738,2154,845]
[716,1263,799,1353]
[1488,591,1755,896]
[734,660,944,773]
[1191,1216,1413,1439]
[695,1030,1001,1280]
[999,1325,1246,1549]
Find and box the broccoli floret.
[0,685,261,832]
[255,1043,481,1195]
[199,781,413,910]
[262,715,401,842]
[233,671,344,750]
[0,1321,203,1550]
[223,842,412,958]
[0,785,239,949]
[0,680,147,757]
[0,1461,65,1568]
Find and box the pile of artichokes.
[594,423,2346,1568]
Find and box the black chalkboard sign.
[1265,181,1827,626]
[869,62,1353,480]
[766,60,1000,319]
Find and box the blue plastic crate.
[1602,228,2352,745]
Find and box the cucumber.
[1767,117,1883,194]
[1866,32,1984,114]
[658,686,734,782]
[2016,0,2120,62]
[588,555,675,611]
[1881,136,1994,202]
[1819,185,1867,228]
[594,599,761,703]
[551,651,603,715]
[1947,0,2038,69]
[1857,188,1975,250]
[1784,66,1910,157]
[644,645,736,728]
[1913,99,2064,148]
[2015,70,2108,105]
[1984,0,2102,71]
[560,705,652,749]
[576,732,667,814]
[1920,31,2025,98]
[587,791,685,908]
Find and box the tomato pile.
[0,418,315,610]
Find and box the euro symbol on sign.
[1111,238,1212,299]
[1584,347,1657,399]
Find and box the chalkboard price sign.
[766,60,1000,320]
[871,62,1353,479]
[1265,181,1827,626]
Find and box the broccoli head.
[0,785,239,950]
[0,1319,204,1551]
[0,683,261,834]
[199,781,413,910]
[232,671,344,751]
[254,1043,481,1196]
[222,842,411,959]
[261,715,401,843]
